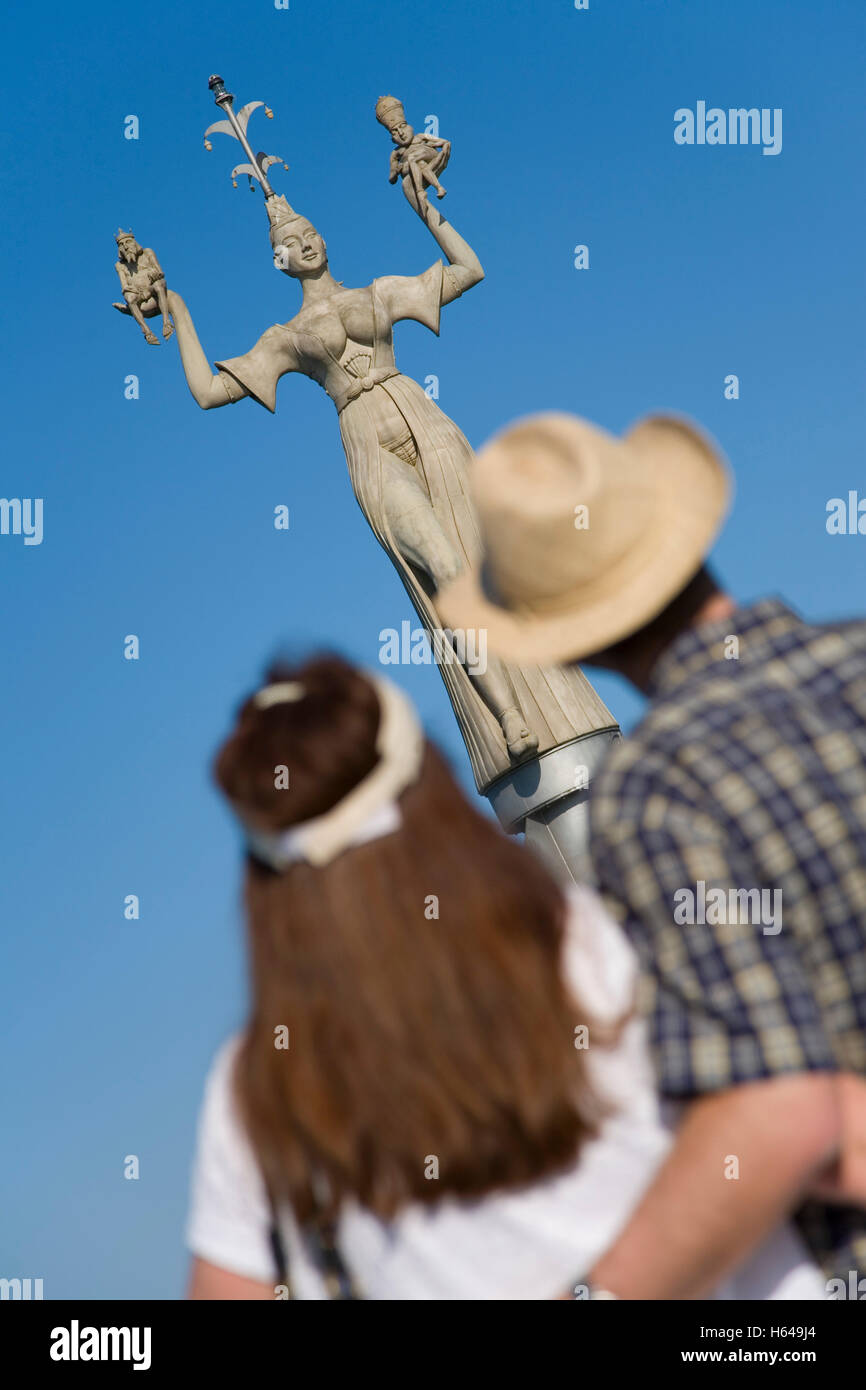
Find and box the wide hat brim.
[438,413,732,668]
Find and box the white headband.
[253,681,305,709]
[240,672,425,869]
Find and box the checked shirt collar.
[646,597,807,700]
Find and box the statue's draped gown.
[216,260,616,791]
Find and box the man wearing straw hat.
[440,411,866,1299]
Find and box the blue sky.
[2,0,864,1298]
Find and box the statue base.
[485,729,622,884]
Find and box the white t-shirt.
[186,886,826,1300]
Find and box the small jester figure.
[112,230,174,345]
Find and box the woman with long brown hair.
[186,654,824,1299]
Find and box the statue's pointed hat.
[265,193,305,243]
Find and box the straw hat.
[438,412,731,666]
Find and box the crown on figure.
[265,194,308,245]
[115,228,136,244]
[375,95,407,132]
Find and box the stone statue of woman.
[156,81,617,797]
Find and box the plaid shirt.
[588,598,866,1284]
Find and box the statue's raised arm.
[403,184,484,305]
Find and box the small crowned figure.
[375,96,450,210]
[112,230,174,345]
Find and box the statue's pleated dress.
[217,262,617,790]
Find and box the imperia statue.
[114,76,617,798]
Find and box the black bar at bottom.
[2,1297,860,1376]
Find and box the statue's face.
[118,236,138,262]
[272,221,328,277]
[393,122,413,145]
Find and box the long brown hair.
[214,654,602,1224]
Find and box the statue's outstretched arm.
[403,181,484,302]
[168,291,248,410]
